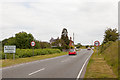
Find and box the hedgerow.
[0,49,61,59]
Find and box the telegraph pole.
[92,40,93,46]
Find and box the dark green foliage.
[2,38,9,47]
[2,37,16,51]
[99,41,113,53]
[0,51,5,59]
[0,41,2,51]
[39,42,51,49]
[0,49,61,59]
[3,37,16,46]
[2,31,51,49]
[15,32,34,49]
[61,28,70,49]
[103,28,118,44]
[51,39,61,47]
[86,45,89,48]
[75,43,82,48]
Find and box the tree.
[2,37,16,47]
[75,43,82,48]
[5,37,16,45]
[39,41,51,49]
[0,41,2,51]
[103,28,119,44]
[2,38,9,47]
[2,31,51,49]
[86,45,89,48]
[61,28,70,49]
[15,31,34,49]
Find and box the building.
[69,37,74,48]
[49,37,59,44]
[49,37,61,47]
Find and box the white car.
[92,47,94,49]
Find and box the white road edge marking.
[28,68,45,76]
[76,51,93,80]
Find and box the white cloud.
[0,0,118,45]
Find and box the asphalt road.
[2,49,93,79]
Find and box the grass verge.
[0,52,67,68]
[84,50,117,78]
[101,41,118,77]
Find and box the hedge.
[0,49,61,59]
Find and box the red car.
[69,49,77,55]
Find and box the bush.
[0,49,61,59]
[0,52,5,59]
[99,41,113,53]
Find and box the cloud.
[0,0,118,45]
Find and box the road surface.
[2,49,93,80]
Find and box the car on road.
[69,49,77,55]
[87,47,91,50]
[92,47,94,50]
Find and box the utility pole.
[92,40,93,46]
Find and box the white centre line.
[28,68,45,76]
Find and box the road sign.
[31,41,36,47]
[4,45,16,53]
[94,41,100,47]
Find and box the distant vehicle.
[69,49,77,55]
[87,47,91,50]
[92,47,94,49]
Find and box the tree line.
[2,27,117,50]
[2,28,77,50]
[103,28,119,44]
[2,31,51,49]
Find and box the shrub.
[99,41,113,53]
[1,49,61,59]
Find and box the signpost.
[94,41,100,55]
[31,41,36,56]
[4,45,16,60]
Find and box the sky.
[0,0,118,45]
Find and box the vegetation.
[103,28,118,44]
[51,39,65,50]
[39,41,51,49]
[0,41,1,48]
[2,31,51,49]
[85,41,118,78]
[99,41,118,78]
[85,45,89,48]
[99,41,113,53]
[75,43,82,48]
[2,28,74,50]
[15,32,34,49]
[61,28,70,49]
[85,28,119,78]
[1,52,67,67]
[85,50,117,78]
[0,49,61,59]
[50,28,71,50]
[118,40,120,80]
